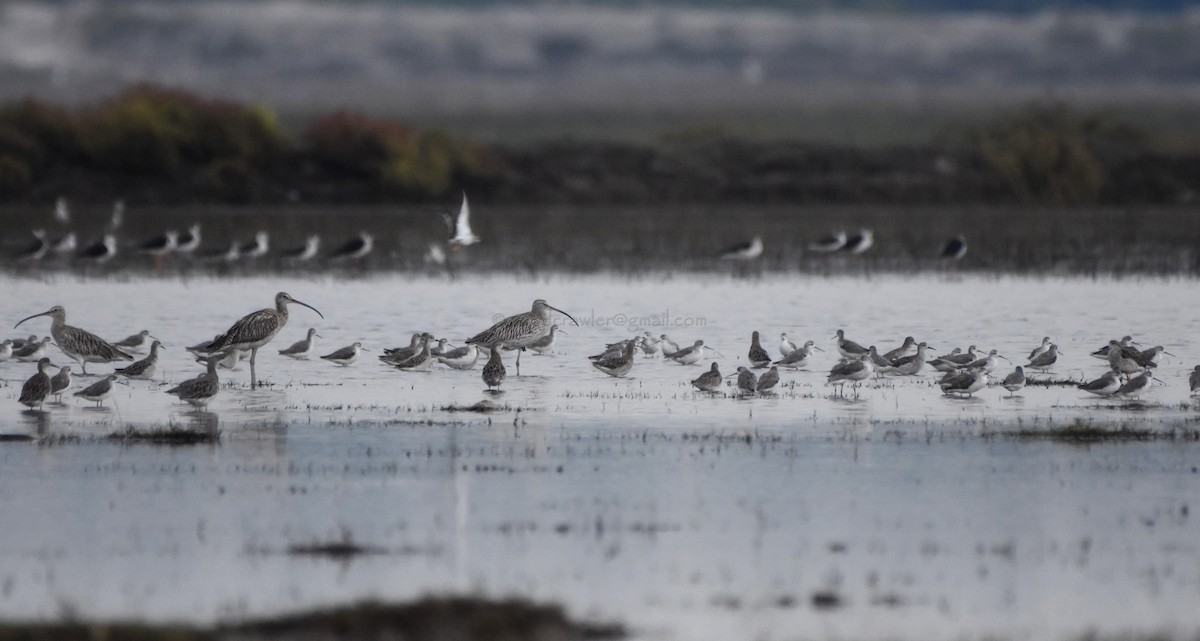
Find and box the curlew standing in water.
[747,331,771,368]
[19,358,55,410]
[466,299,579,376]
[15,306,133,375]
[278,328,321,360]
[166,354,223,408]
[205,292,324,389]
[482,346,506,390]
[321,342,366,367]
[116,340,162,380]
[50,366,72,403]
[691,362,722,392]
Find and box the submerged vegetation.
[1,87,1199,206]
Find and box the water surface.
[0,273,1198,641]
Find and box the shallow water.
[0,273,1198,640]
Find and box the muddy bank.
[0,598,622,641]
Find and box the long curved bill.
[546,304,579,327]
[14,310,51,329]
[292,298,325,320]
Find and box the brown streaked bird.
[18,358,55,410]
[466,299,579,376]
[482,345,506,390]
[748,331,771,369]
[15,306,133,375]
[166,354,224,409]
[204,292,323,389]
[116,340,163,380]
[691,362,722,392]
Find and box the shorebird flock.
[719,229,966,262]
[15,197,974,272]
[5,289,1198,413]
[11,194,481,269]
[582,328,1194,401]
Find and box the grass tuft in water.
[105,426,220,446]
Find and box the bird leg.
[250,347,258,390]
[516,348,522,376]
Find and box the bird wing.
[322,346,356,360]
[210,309,278,350]
[455,195,473,238]
[61,326,134,361]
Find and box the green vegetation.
[967,104,1148,204]
[0,85,502,203]
[2,87,1198,206]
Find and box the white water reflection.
[0,274,1196,641]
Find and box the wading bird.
[15,306,133,374]
[204,292,323,389]
[466,299,579,376]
